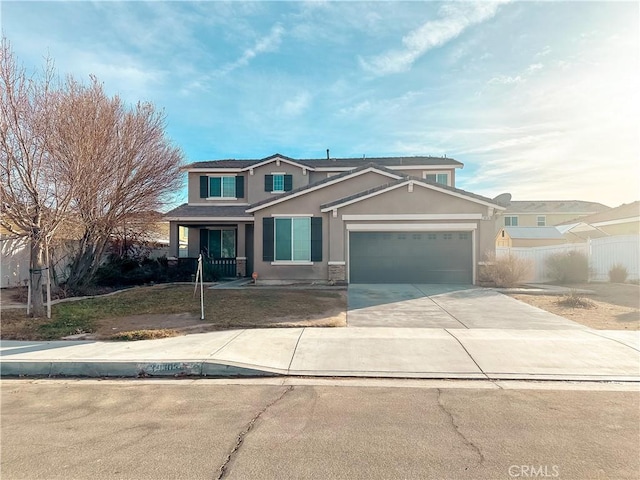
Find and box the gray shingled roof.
[247,163,408,211]
[557,201,639,225]
[320,178,503,210]
[164,204,252,219]
[504,200,609,214]
[186,153,462,170]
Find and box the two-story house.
[165,153,505,284]
[498,200,609,228]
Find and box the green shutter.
[311,217,322,261]
[265,175,273,192]
[262,218,274,261]
[284,175,293,191]
[199,229,209,255]
[235,176,244,198]
[209,177,221,197]
[199,176,208,198]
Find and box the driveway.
[347,284,587,329]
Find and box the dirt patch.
[507,283,639,330]
[92,309,346,339]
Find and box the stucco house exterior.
[495,226,568,248]
[497,200,609,228]
[165,153,505,284]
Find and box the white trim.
[592,216,640,227]
[341,214,483,221]
[208,197,237,201]
[346,223,477,231]
[165,217,253,222]
[328,261,346,265]
[246,167,402,213]
[472,229,477,285]
[236,257,247,260]
[313,164,461,172]
[271,214,314,217]
[271,172,286,175]
[241,156,313,172]
[271,262,314,266]
[321,180,503,212]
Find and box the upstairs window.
[504,216,518,227]
[265,174,293,193]
[199,175,244,199]
[424,173,449,186]
[537,216,546,226]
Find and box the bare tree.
[0,38,72,316]
[50,77,183,288]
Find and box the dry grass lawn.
[508,282,639,330]
[1,284,347,340]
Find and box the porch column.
[236,223,247,277]
[169,222,179,257]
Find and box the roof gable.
[246,163,405,213]
[320,178,505,212]
[240,153,312,172]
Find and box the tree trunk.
[29,236,46,317]
[65,233,109,290]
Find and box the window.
[272,174,285,192]
[443,233,453,240]
[275,218,310,261]
[265,174,293,192]
[537,216,546,227]
[427,233,437,240]
[424,173,449,185]
[199,175,244,199]
[504,216,518,227]
[412,233,422,240]
[201,229,236,258]
[263,217,322,262]
[178,226,189,258]
[459,233,469,240]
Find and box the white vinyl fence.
[496,234,639,283]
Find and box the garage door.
[349,231,472,284]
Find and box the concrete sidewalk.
[2,327,639,382]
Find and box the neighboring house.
[498,200,609,228]
[557,201,640,237]
[496,227,567,248]
[165,153,506,284]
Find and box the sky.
[2,0,639,208]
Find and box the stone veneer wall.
[328,264,346,283]
[236,258,247,277]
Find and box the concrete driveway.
[347,284,587,329]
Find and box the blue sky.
[2,1,638,208]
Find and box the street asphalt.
[1,284,638,381]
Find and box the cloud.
[218,23,285,75]
[279,91,312,116]
[488,75,523,85]
[359,1,508,75]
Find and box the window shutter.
[262,217,274,261]
[199,229,209,256]
[264,175,273,192]
[284,174,293,191]
[199,176,208,198]
[236,176,244,199]
[311,217,322,261]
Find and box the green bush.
[545,250,589,284]
[608,264,628,283]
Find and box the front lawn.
[0,285,347,340]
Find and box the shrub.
[545,250,589,284]
[109,329,180,341]
[608,264,628,283]
[557,290,595,309]
[481,253,533,287]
